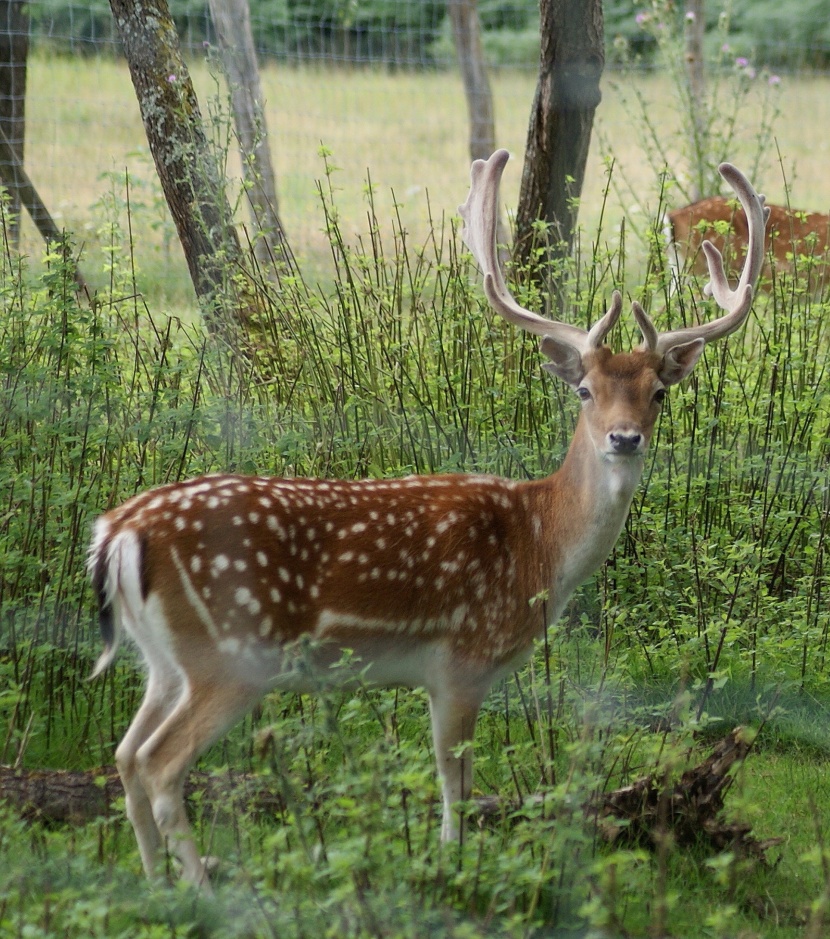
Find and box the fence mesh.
[3,0,830,304]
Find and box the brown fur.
[667,196,830,278]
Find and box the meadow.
[1,52,830,937]
[20,52,830,305]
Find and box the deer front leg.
[428,683,486,842]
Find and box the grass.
[18,52,830,307]
[2,52,830,938]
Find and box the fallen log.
[475,727,782,864]
[0,765,285,825]
[1,728,781,864]
[588,726,783,863]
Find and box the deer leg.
[115,666,182,879]
[134,678,259,887]
[428,684,486,842]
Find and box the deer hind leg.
[134,676,260,887]
[115,662,183,879]
[428,681,488,843]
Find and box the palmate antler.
[458,149,770,360]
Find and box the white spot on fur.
[211,555,230,575]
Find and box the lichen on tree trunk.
[109,0,253,338]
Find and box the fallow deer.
[89,150,768,888]
[666,193,828,286]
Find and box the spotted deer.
[89,150,768,888]
[666,194,828,287]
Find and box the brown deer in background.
[89,150,768,889]
[666,194,829,287]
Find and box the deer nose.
[608,431,643,454]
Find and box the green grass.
[2,54,830,938]
[18,52,830,309]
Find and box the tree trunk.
[515,0,604,307]
[447,0,495,163]
[0,0,27,247]
[0,122,88,290]
[207,0,292,276]
[109,0,253,339]
[685,0,706,201]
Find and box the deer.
[88,149,768,889]
[665,193,828,287]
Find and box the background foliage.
[2,168,830,935]
[30,0,830,69]
[3,1,830,934]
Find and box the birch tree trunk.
[109,0,253,338]
[207,0,291,275]
[515,0,604,308]
[447,0,495,162]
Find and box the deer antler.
[458,149,622,355]
[459,151,770,359]
[645,162,771,354]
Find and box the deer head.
[459,149,769,466]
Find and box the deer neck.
[533,417,645,605]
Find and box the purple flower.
[769,74,782,86]
[635,11,648,26]
[735,56,749,68]
[721,43,731,53]
[685,11,696,21]
[167,74,177,82]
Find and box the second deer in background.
[666,194,829,287]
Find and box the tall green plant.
[2,152,830,935]
[609,0,782,208]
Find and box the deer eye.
[653,388,667,405]
[576,386,592,402]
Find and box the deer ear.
[659,338,706,387]
[541,336,585,388]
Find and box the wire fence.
[4,1,830,303]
